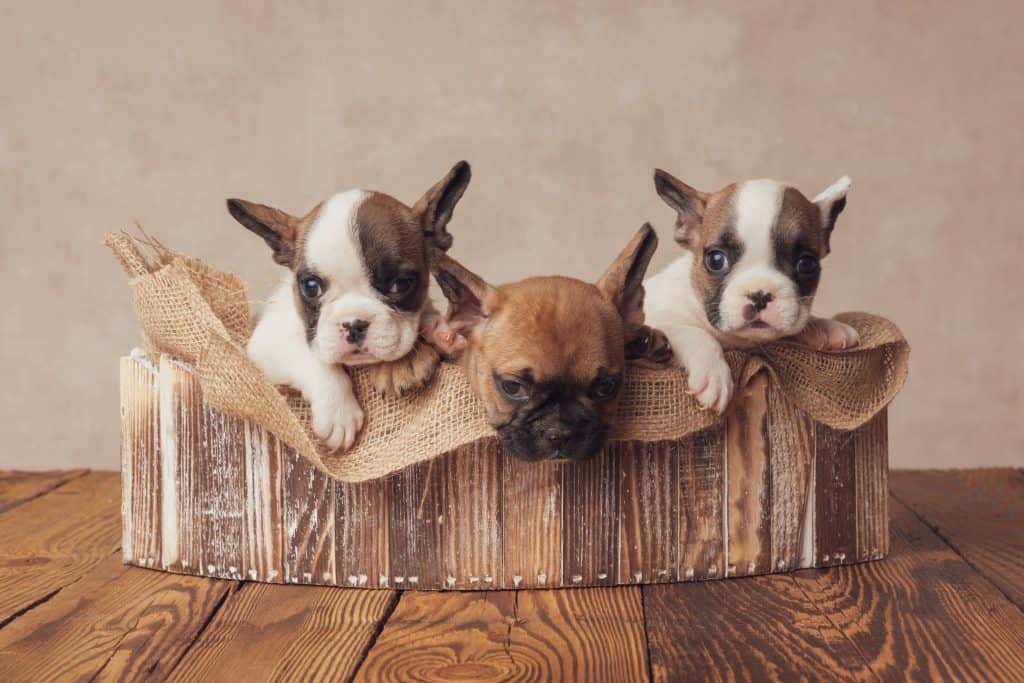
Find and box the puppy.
[432,224,659,462]
[228,162,471,451]
[644,169,857,414]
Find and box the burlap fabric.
[107,232,909,483]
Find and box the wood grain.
[336,475,390,589]
[357,587,648,682]
[501,453,563,589]
[442,441,502,589]
[725,370,772,577]
[0,469,89,514]
[0,553,234,682]
[282,447,335,585]
[891,468,1024,609]
[678,425,726,580]
[197,405,246,580]
[0,472,121,625]
[387,459,443,589]
[814,423,857,567]
[167,583,396,682]
[562,447,621,586]
[619,440,678,584]
[853,411,888,562]
[122,356,162,568]
[792,496,1024,681]
[242,423,284,583]
[766,381,815,572]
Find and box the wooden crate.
[120,354,888,590]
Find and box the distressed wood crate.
[120,354,888,590]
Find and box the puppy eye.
[498,376,530,401]
[796,254,820,277]
[299,275,324,299]
[388,276,416,296]
[704,249,730,274]
[590,376,620,401]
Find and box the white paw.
[419,312,467,358]
[797,318,860,351]
[311,388,364,452]
[682,346,734,415]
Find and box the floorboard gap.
[160,580,242,678]
[639,586,656,683]
[346,590,403,683]
[0,469,92,515]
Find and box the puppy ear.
[653,169,708,245]
[596,223,659,333]
[430,249,498,332]
[413,161,472,252]
[227,198,300,267]
[812,175,851,254]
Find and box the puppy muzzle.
[497,400,608,462]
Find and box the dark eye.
[704,249,730,273]
[795,254,820,277]
[299,275,323,299]
[498,376,530,401]
[590,376,620,401]
[388,276,416,296]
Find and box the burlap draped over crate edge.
[106,231,909,483]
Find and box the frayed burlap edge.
[106,231,909,483]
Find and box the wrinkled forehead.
[702,180,825,255]
[484,278,624,382]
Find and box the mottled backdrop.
[2,1,1021,468]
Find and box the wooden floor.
[0,469,1020,682]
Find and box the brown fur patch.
[365,339,441,398]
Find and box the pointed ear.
[596,223,659,334]
[227,198,300,267]
[413,161,472,251]
[653,169,708,246]
[812,175,851,254]
[430,249,498,333]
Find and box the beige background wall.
[1,1,1021,470]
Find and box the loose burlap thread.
[106,232,909,483]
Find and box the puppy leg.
[418,303,467,358]
[662,324,734,414]
[791,316,860,351]
[365,341,441,398]
[626,324,674,368]
[306,365,365,452]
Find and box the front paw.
[311,389,364,452]
[795,318,860,351]
[419,311,467,359]
[683,347,734,414]
[626,325,674,368]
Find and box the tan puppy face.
[654,169,850,342]
[434,225,658,462]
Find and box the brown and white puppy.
[228,162,471,452]
[433,224,659,462]
[644,169,857,414]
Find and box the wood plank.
[792,496,1024,681]
[357,587,648,682]
[0,469,89,514]
[158,356,202,574]
[501,452,563,589]
[197,405,246,580]
[0,472,121,625]
[122,356,161,568]
[766,381,815,572]
[890,468,1024,609]
[853,411,888,563]
[0,554,234,682]
[442,441,502,589]
[167,583,396,682]
[242,424,284,583]
[386,458,442,589]
[562,447,621,586]
[814,423,857,567]
[644,574,874,681]
[282,447,335,585]
[336,475,389,589]
[619,440,678,584]
[725,371,771,577]
[678,425,725,580]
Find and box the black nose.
[544,425,573,448]
[341,319,369,344]
[747,290,773,312]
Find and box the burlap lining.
[106,231,909,483]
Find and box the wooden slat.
[0,470,88,514]
[814,423,857,567]
[891,468,1024,609]
[0,554,234,682]
[242,424,284,583]
[644,574,874,681]
[725,371,771,577]
[853,411,888,562]
[501,453,563,588]
[167,584,396,682]
[197,406,245,580]
[161,358,204,575]
[336,476,389,589]
[0,472,121,625]
[767,381,815,572]
[562,448,621,586]
[678,425,725,580]
[792,496,1024,681]
[357,587,648,682]
[619,441,678,584]
[282,447,335,585]
[121,356,161,568]
[386,458,442,589]
[442,441,502,589]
